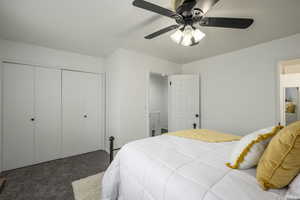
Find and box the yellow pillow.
[256,121,300,190]
[286,103,296,113]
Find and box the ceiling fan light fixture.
[171,25,205,46]
[181,25,194,46]
[193,29,206,43]
[170,28,184,44]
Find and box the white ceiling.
[0,0,299,64]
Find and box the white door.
[62,70,84,157]
[3,63,35,170]
[168,75,200,132]
[82,73,101,153]
[62,70,101,157]
[35,67,61,163]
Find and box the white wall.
[182,34,300,136]
[149,74,168,131]
[106,49,181,148]
[0,39,104,73]
[0,39,104,173]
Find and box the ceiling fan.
[132,0,254,46]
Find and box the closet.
[3,63,61,170]
[2,63,104,171]
[62,70,101,157]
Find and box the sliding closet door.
[62,70,101,157]
[62,70,84,157]
[35,68,61,163]
[3,63,35,170]
[82,73,101,153]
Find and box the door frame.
[278,59,300,126]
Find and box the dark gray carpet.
[0,150,109,200]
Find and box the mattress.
[102,135,287,200]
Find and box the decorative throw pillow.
[256,121,300,190]
[286,103,296,113]
[285,174,300,200]
[226,126,283,170]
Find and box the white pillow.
[226,126,282,170]
[285,174,300,200]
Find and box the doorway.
[279,59,300,126]
[147,73,200,137]
[148,73,169,136]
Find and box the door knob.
[195,114,199,118]
[30,118,35,122]
[84,115,88,118]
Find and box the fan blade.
[133,0,178,19]
[200,17,254,29]
[145,25,179,39]
[197,0,219,14]
[176,0,197,14]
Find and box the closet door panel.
[3,64,35,170]
[62,70,84,157]
[82,73,100,153]
[35,68,61,163]
[62,70,103,157]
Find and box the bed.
[102,134,287,200]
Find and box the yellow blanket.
[167,129,242,143]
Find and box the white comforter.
[102,135,286,200]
